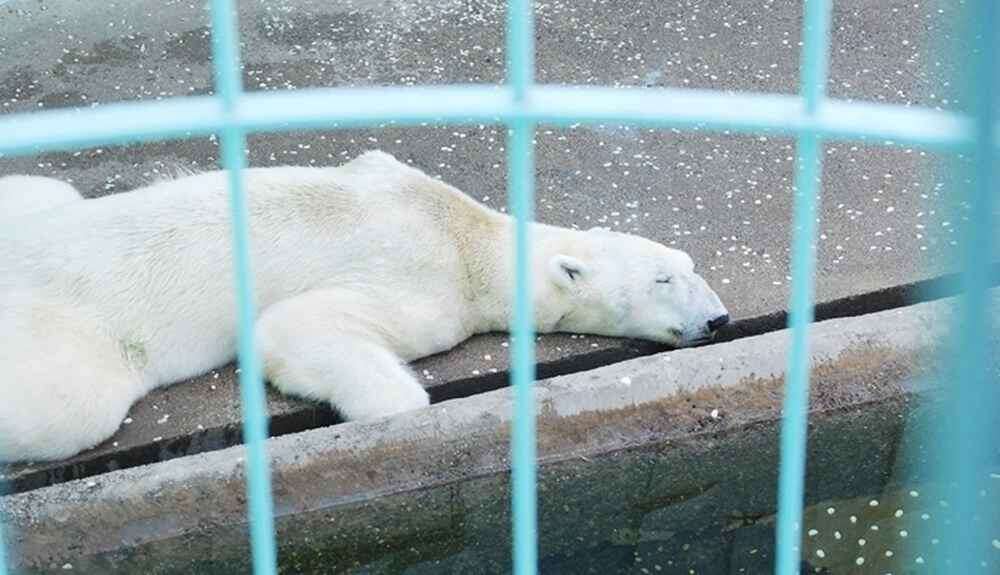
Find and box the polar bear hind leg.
[0,175,83,219]
[0,293,142,462]
[256,289,430,421]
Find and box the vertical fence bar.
[506,0,537,574]
[932,0,997,571]
[507,0,533,101]
[208,1,278,573]
[774,1,831,574]
[0,503,6,574]
[508,120,537,575]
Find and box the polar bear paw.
[339,365,430,422]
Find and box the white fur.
[0,175,83,216]
[0,151,728,462]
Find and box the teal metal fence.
[0,0,994,573]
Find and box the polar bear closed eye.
[0,150,729,462]
[545,227,728,347]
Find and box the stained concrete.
[4,288,997,572]
[0,0,984,491]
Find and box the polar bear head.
[546,227,729,347]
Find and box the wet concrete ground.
[0,0,982,485]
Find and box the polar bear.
[0,151,729,462]
[0,175,84,217]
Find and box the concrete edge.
[5,264,981,494]
[1,289,969,569]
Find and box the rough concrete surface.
[4,288,996,572]
[0,0,987,490]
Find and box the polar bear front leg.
[255,289,430,421]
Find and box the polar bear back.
[0,154,494,387]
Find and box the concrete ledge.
[1,290,982,572]
[2,273,968,494]
[0,330,643,494]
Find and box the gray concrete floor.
[0,0,981,483]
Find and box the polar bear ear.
[548,255,588,290]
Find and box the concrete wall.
[3,291,986,573]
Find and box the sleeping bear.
[0,150,728,462]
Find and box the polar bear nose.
[707,314,730,332]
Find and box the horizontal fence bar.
[0,86,976,160]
